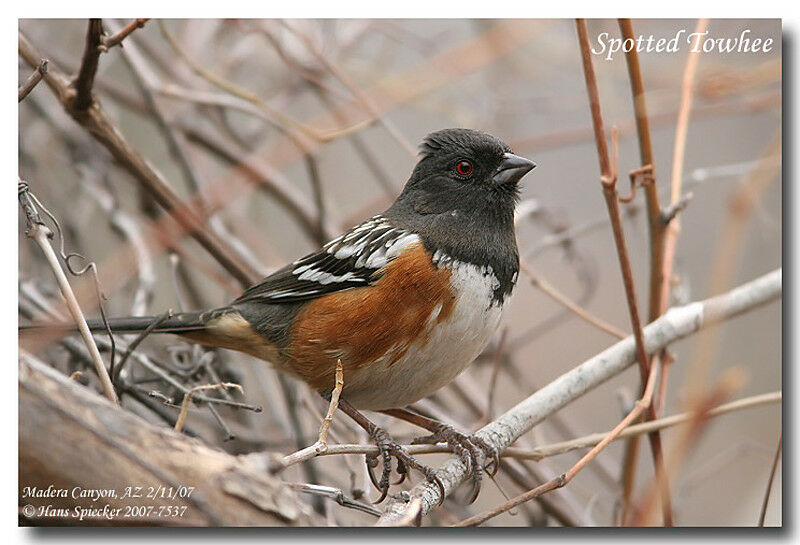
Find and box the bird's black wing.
[232,215,421,305]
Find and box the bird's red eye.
[456,161,473,176]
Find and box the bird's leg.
[381,407,499,504]
[335,398,445,504]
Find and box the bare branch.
[72,19,104,111]
[101,18,149,51]
[175,382,244,433]
[520,261,627,340]
[273,361,344,471]
[18,58,48,102]
[268,390,780,462]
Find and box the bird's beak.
[493,152,536,186]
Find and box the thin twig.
[484,328,508,422]
[651,17,709,434]
[661,19,709,311]
[660,192,694,224]
[758,435,782,526]
[286,483,381,518]
[520,261,627,340]
[18,58,48,102]
[174,382,244,433]
[112,310,173,384]
[303,153,328,247]
[307,391,781,462]
[576,19,672,525]
[618,18,666,322]
[616,18,674,518]
[101,18,149,51]
[273,360,344,471]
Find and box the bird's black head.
[385,128,536,302]
[393,128,535,217]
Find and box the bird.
[21,128,536,503]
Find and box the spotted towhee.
[23,128,536,503]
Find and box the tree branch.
[101,18,149,51]
[71,19,104,111]
[18,58,48,102]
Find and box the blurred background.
[18,19,781,526]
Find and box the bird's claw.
[412,424,498,504]
[365,426,444,504]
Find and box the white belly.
[344,261,509,410]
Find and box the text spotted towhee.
[23,128,536,503]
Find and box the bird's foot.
[365,426,445,504]
[411,423,498,503]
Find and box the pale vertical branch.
[653,15,709,423]
[661,19,709,312]
[19,181,117,403]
